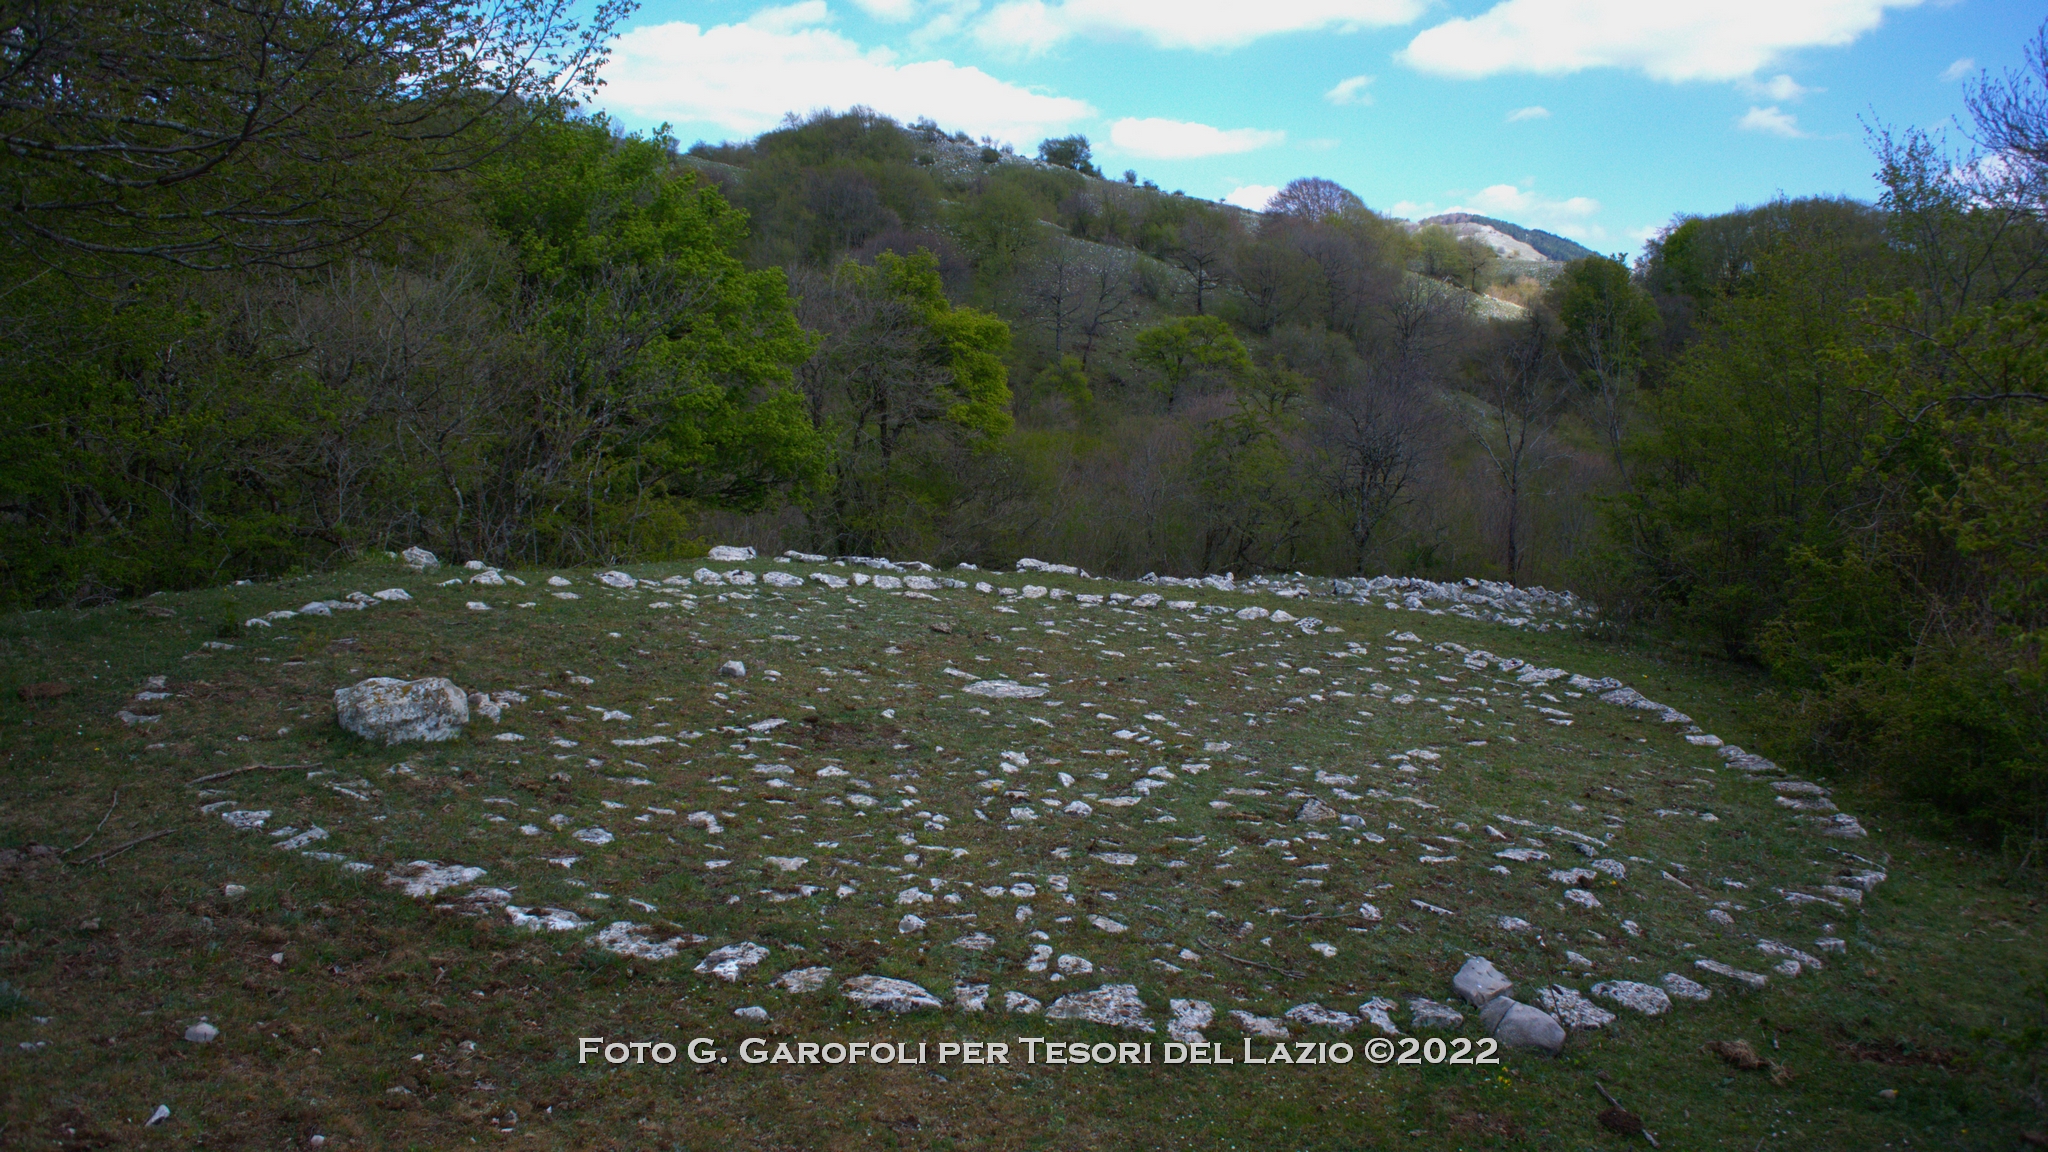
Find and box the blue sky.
[590,0,2043,254]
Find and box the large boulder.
[334,677,468,744]
[1478,996,1567,1055]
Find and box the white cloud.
[599,11,1094,146]
[1325,75,1376,105]
[849,0,921,20]
[1505,105,1549,121]
[1941,56,1976,82]
[1224,184,1282,211]
[1400,0,1923,84]
[1738,73,1815,100]
[973,0,1427,54]
[1462,183,1602,237]
[1108,117,1285,159]
[1737,105,1806,137]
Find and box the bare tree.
[1461,316,1567,582]
[1166,209,1236,314]
[1071,246,1138,367]
[1266,177,1365,224]
[1315,370,1434,573]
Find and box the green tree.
[1036,135,1100,176]
[1132,316,1251,407]
[1548,255,1659,470]
[0,0,627,272]
[792,249,1013,553]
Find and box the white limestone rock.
[708,545,756,562]
[334,677,468,744]
[1534,985,1616,1030]
[385,861,485,898]
[1659,972,1712,1002]
[1283,1003,1359,1033]
[1168,999,1214,1044]
[1357,997,1401,1035]
[401,546,439,569]
[592,922,692,961]
[843,975,943,1013]
[1591,980,1671,1016]
[963,679,1049,699]
[775,966,833,993]
[1453,956,1514,1006]
[505,906,588,932]
[955,983,990,1012]
[1694,958,1768,990]
[1229,1010,1290,1039]
[1408,998,1465,1030]
[1005,991,1043,1014]
[695,942,770,982]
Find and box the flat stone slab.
[1591,980,1672,1016]
[1046,984,1154,1032]
[842,975,943,1012]
[963,679,1049,699]
[1453,956,1514,1006]
[695,942,770,982]
[1534,985,1616,1031]
[1408,998,1465,1029]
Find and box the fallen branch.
[1197,938,1305,980]
[61,788,119,856]
[1595,1082,1660,1148]
[187,762,319,786]
[78,829,174,865]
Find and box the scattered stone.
[401,546,439,569]
[505,906,588,932]
[1045,984,1154,1032]
[951,932,996,951]
[1296,797,1338,822]
[733,1006,769,1022]
[1660,973,1712,1002]
[1757,939,1824,969]
[1408,998,1465,1030]
[1168,999,1214,1043]
[695,942,770,982]
[717,659,747,678]
[1496,916,1533,933]
[1005,991,1043,1014]
[898,914,927,934]
[1694,958,1768,990]
[385,861,485,899]
[1453,956,1514,1006]
[1229,1010,1291,1039]
[840,976,942,1012]
[708,545,756,562]
[184,1022,218,1044]
[334,677,469,744]
[775,966,833,993]
[1357,998,1401,1035]
[1088,914,1128,933]
[1534,985,1616,1030]
[1284,1003,1359,1032]
[963,679,1049,699]
[1591,981,1672,1016]
[592,922,691,961]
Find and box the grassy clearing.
[2,558,2042,1150]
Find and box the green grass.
[2,557,2042,1150]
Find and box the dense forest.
[0,3,2042,851]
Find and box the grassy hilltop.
[2,554,2040,1150]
